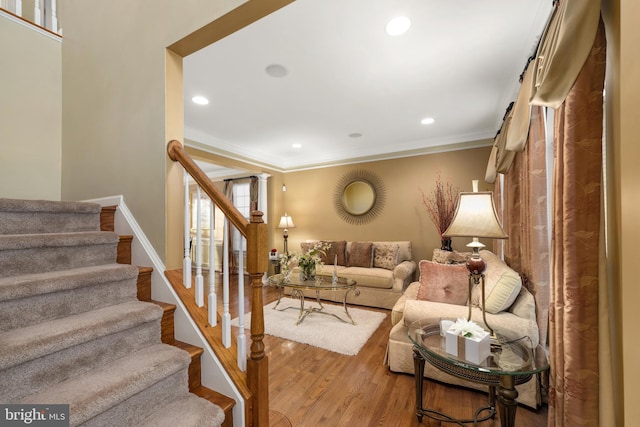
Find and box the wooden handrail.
[167,140,270,426]
[168,140,249,235]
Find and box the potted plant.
[280,241,330,281]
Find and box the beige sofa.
[385,249,543,408]
[288,240,416,309]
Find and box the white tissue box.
[445,329,490,364]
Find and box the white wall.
[0,12,61,200]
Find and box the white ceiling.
[184,0,552,174]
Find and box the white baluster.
[236,238,246,371]
[208,200,217,326]
[34,0,41,26]
[15,0,23,17]
[221,218,231,348]
[183,170,192,288]
[50,0,58,33]
[195,187,204,307]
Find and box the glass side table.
[408,319,548,427]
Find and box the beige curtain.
[530,0,601,108]
[249,176,259,212]
[548,17,606,426]
[499,105,550,353]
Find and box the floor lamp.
[443,189,507,337]
[277,214,295,255]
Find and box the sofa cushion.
[339,267,393,289]
[416,260,469,306]
[373,242,400,270]
[348,241,373,268]
[472,250,522,314]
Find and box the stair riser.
[1,319,162,402]
[0,277,138,333]
[0,244,117,278]
[0,211,101,235]
[81,370,189,427]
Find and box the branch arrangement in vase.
[419,171,459,249]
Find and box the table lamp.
[443,184,507,337]
[277,214,295,255]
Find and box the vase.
[282,267,292,282]
[299,263,316,281]
[440,238,453,252]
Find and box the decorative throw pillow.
[432,248,472,265]
[509,287,537,321]
[300,241,315,255]
[348,241,373,268]
[373,242,400,270]
[471,250,522,313]
[319,240,347,266]
[416,260,469,305]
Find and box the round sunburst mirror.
[334,170,386,225]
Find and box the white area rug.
[231,298,386,356]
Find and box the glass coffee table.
[268,273,358,325]
[408,319,548,427]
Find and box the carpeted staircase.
[0,198,228,426]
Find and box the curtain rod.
[223,175,257,182]
[519,55,536,82]
[494,101,515,138]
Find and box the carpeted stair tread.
[19,344,192,426]
[0,264,140,333]
[138,394,225,427]
[0,198,101,214]
[0,232,119,278]
[0,301,163,370]
[0,198,101,234]
[0,231,118,251]
[0,264,139,302]
[0,198,227,426]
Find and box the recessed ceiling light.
[265,64,288,78]
[349,133,363,138]
[292,143,302,148]
[386,16,411,36]
[191,96,209,105]
[421,117,435,125]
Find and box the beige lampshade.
[443,192,507,239]
[277,214,295,229]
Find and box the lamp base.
[465,248,494,338]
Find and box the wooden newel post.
[246,210,269,426]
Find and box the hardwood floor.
[211,272,548,427]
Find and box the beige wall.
[185,144,490,275]
[0,13,61,200]
[271,146,492,266]
[58,0,250,258]
[605,0,640,424]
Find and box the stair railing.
[1,0,61,34]
[167,140,269,426]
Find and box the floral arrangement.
[447,318,488,339]
[419,171,459,239]
[280,241,330,280]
